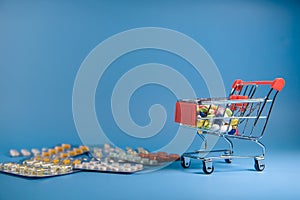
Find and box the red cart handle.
[232,78,285,92]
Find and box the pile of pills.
[196,104,239,135]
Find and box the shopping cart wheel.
[180,156,191,168]
[202,160,214,174]
[254,158,265,171]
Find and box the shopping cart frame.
[175,78,285,174]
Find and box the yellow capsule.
[62,159,70,165]
[55,146,64,152]
[43,157,50,162]
[48,149,56,155]
[34,156,41,161]
[62,144,71,149]
[68,151,76,157]
[52,158,60,164]
[74,148,83,155]
[60,153,68,158]
[204,120,209,127]
[42,152,50,157]
[230,119,239,126]
[210,105,218,110]
[197,119,205,128]
[72,159,81,165]
[204,120,212,129]
[79,145,89,152]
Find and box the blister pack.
[73,158,143,174]
[91,144,180,166]
[0,143,89,178]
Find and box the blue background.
[0,0,299,199]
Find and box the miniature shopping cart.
[175,78,285,174]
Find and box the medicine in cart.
[175,78,285,174]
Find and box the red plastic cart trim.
[232,78,285,92]
[175,101,197,126]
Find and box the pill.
[111,166,119,172]
[60,153,68,158]
[33,162,42,168]
[52,158,60,164]
[88,165,95,170]
[157,155,168,162]
[148,153,157,160]
[68,151,76,156]
[226,108,233,117]
[210,124,220,132]
[230,118,239,126]
[36,169,44,176]
[19,166,26,174]
[141,158,149,164]
[48,149,56,155]
[112,162,119,167]
[43,157,50,162]
[62,144,71,149]
[9,149,20,157]
[62,159,70,165]
[136,164,143,170]
[33,156,41,161]
[42,152,50,157]
[133,157,141,162]
[115,148,123,153]
[94,152,103,159]
[23,160,34,166]
[3,163,12,170]
[21,149,31,157]
[42,163,53,169]
[82,163,89,169]
[74,164,82,169]
[9,164,18,172]
[139,153,148,158]
[55,146,64,152]
[169,154,180,161]
[72,159,81,165]
[99,166,107,171]
[59,165,71,173]
[74,148,83,154]
[149,160,158,165]
[123,167,132,172]
[157,152,167,156]
[104,143,110,149]
[44,169,50,175]
[31,148,40,156]
[220,125,232,133]
[79,145,89,152]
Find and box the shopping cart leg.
[180,156,191,169]
[254,157,265,171]
[202,159,214,174]
[223,136,233,163]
